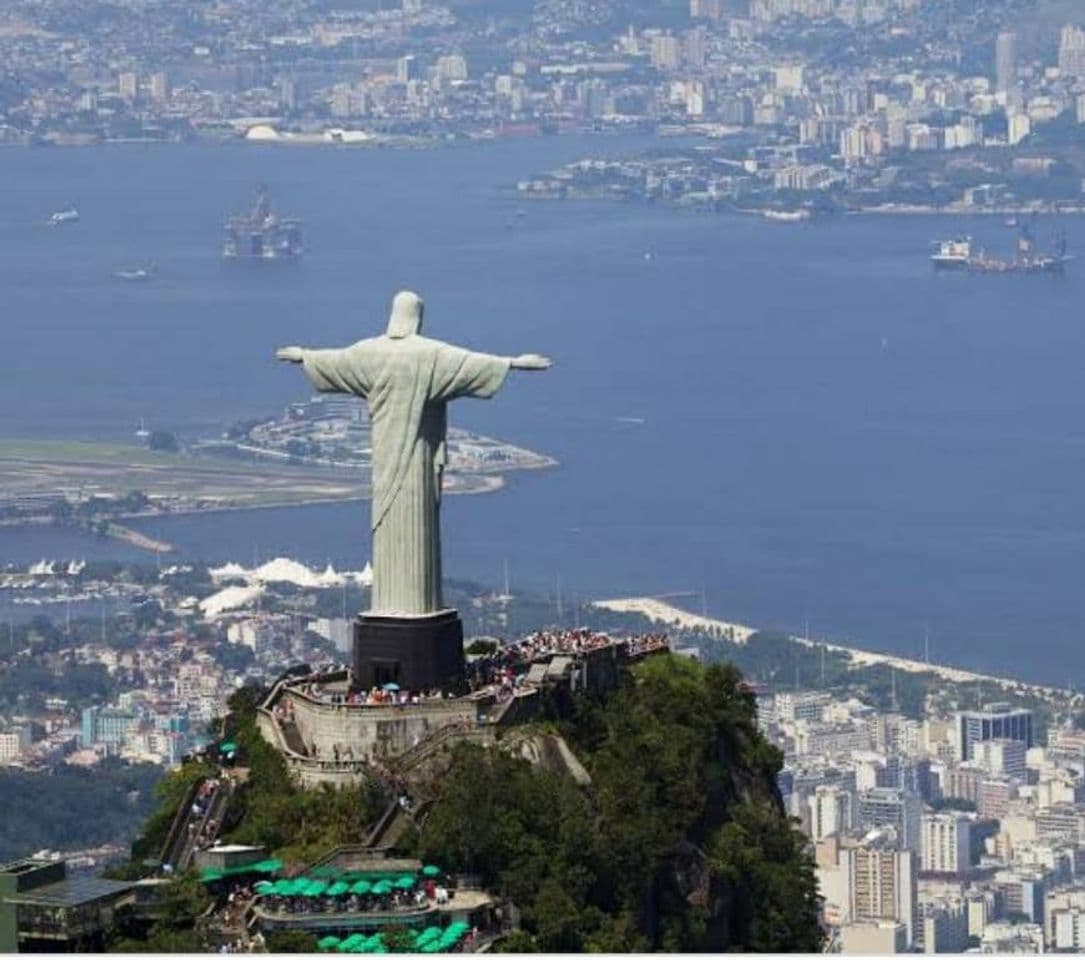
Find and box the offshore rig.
[222,185,303,260]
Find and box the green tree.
[265,929,319,953]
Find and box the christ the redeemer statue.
[276,290,550,619]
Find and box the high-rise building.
[809,784,855,841]
[80,706,136,751]
[434,55,468,83]
[1007,110,1031,146]
[684,27,707,70]
[278,76,297,113]
[0,727,29,763]
[919,899,969,954]
[843,831,917,947]
[921,813,972,875]
[956,703,1032,761]
[118,71,138,102]
[975,738,1027,780]
[774,64,805,92]
[149,71,169,104]
[858,787,922,854]
[650,34,681,71]
[995,30,1017,94]
[1059,24,1085,77]
[397,56,420,84]
[690,0,722,19]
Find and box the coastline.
[592,596,1077,701]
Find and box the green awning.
[251,858,283,873]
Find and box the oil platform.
[222,185,303,260]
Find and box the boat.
[930,237,972,270]
[112,266,154,282]
[1004,216,1019,228]
[48,208,79,226]
[223,185,302,260]
[761,209,811,223]
[931,226,1071,274]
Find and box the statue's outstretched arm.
[276,346,305,363]
[509,353,552,371]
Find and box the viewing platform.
[256,630,669,787]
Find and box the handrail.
[393,721,473,773]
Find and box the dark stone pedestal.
[353,610,465,693]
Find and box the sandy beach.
[592,596,1076,701]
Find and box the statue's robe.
[300,335,510,616]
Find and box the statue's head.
[387,290,424,339]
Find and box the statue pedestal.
[352,610,465,693]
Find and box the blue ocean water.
[2,138,1085,685]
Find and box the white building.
[975,738,1027,781]
[921,813,972,875]
[1007,111,1031,147]
[0,727,31,763]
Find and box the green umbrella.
[420,942,442,953]
[336,934,363,952]
[327,880,350,896]
[251,858,283,874]
[253,880,274,894]
[395,875,415,889]
[303,879,329,896]
[318,935,342,951]
[421,865,441,878]
[350,879,372,895]
[415,927,441,945]
[372,880,393,895]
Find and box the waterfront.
[2,138,1085,686]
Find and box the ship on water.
[222,185,302,260]
[931,222,1070,274]
[48,208,79,226]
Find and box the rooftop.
[4,875,137,908]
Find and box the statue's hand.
[511,353,552,371]
[276,346,305,363]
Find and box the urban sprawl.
[4,1,1085,213]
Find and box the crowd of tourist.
[295,682,458,709]
[465,628,669,693]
